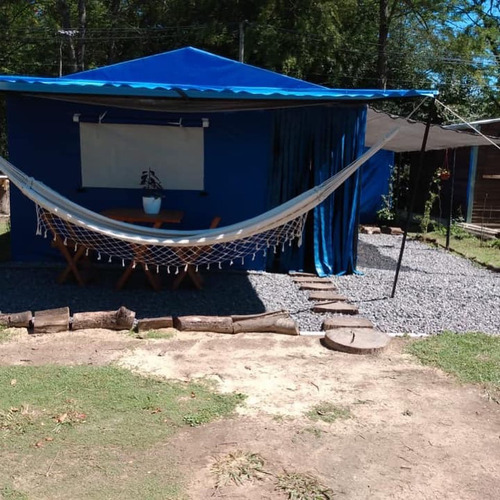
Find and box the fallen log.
[33,307,70,334]
[230,310,289,322]
[174,315,234,334]
[137,316,174,332]
[232,312,298,335]
[72,306,135,331]
[0,311,32,328]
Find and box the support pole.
[391,99,435,298]
[445,149,456,250]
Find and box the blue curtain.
[268,105,367,276]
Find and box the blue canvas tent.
[0,47,436,275]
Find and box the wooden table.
[102,208,184,291]
[102,208,184,229]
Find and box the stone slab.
[299,283,337,291]
[292,276,331,283]
[307,291,348,302]
[322,317,373,330]
[288,272,317,277]
[312,303,358,315]
[323,328,391,354]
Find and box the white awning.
[366,107,500,152]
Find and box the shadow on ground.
[0,264,267,318]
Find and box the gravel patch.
[334,234,500,335]
[0,233,498,335]
[0,263,319,330]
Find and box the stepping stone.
[292,276,331,283]
[312,303,358,315]
[308,291,347,302]
[299,283,337,291]
[322,317,374,330]
[289,271,317,277]
[323,328,391,354]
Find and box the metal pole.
[445,149,456,249]
[391,98,435,298]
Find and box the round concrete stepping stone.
[308,291,347,302]
[312,302,358,314]
[324,328,391,354]
[299,283,337,291]
[322,317,374,330]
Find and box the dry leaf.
[56,413,68,423]
[10,379,17,386]
[151,408,162,414]
[35,441,44,448]
[45,437,54,442]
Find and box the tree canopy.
[0,0,498,120]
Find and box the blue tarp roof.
[0,47,437,102]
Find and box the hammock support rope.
[0,128,398,270]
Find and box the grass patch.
[407,332,500,398]
[0,327,22,344]
[135,329,176,340]
[0,485,29,500]
[275,472,333,499]
[0,219,10,262]
[306,402,351,423]
[423,231,500,269]
[0,365,244,499]
[211,450,266,488]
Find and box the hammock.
[0,128,398,271]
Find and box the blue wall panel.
[7,95,272,268]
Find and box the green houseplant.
[140,168,164,215]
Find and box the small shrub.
[275,472,333,500]
[211,450,266,487]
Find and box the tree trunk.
[77,0,86,71]
[0,178,9,215]
[107,0,121,64]
[56,0,77,73]
[377,0,390,90]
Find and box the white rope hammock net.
[0,128,398,272]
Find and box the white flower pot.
[142,196,162,215]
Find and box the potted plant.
[140,168,164,214]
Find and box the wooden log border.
[0,307,299,335]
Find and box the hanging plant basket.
[440,171,451,181]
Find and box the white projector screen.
[80,122,204,190]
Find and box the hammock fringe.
[0,128,398,269]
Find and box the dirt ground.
[1,328,499,499]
